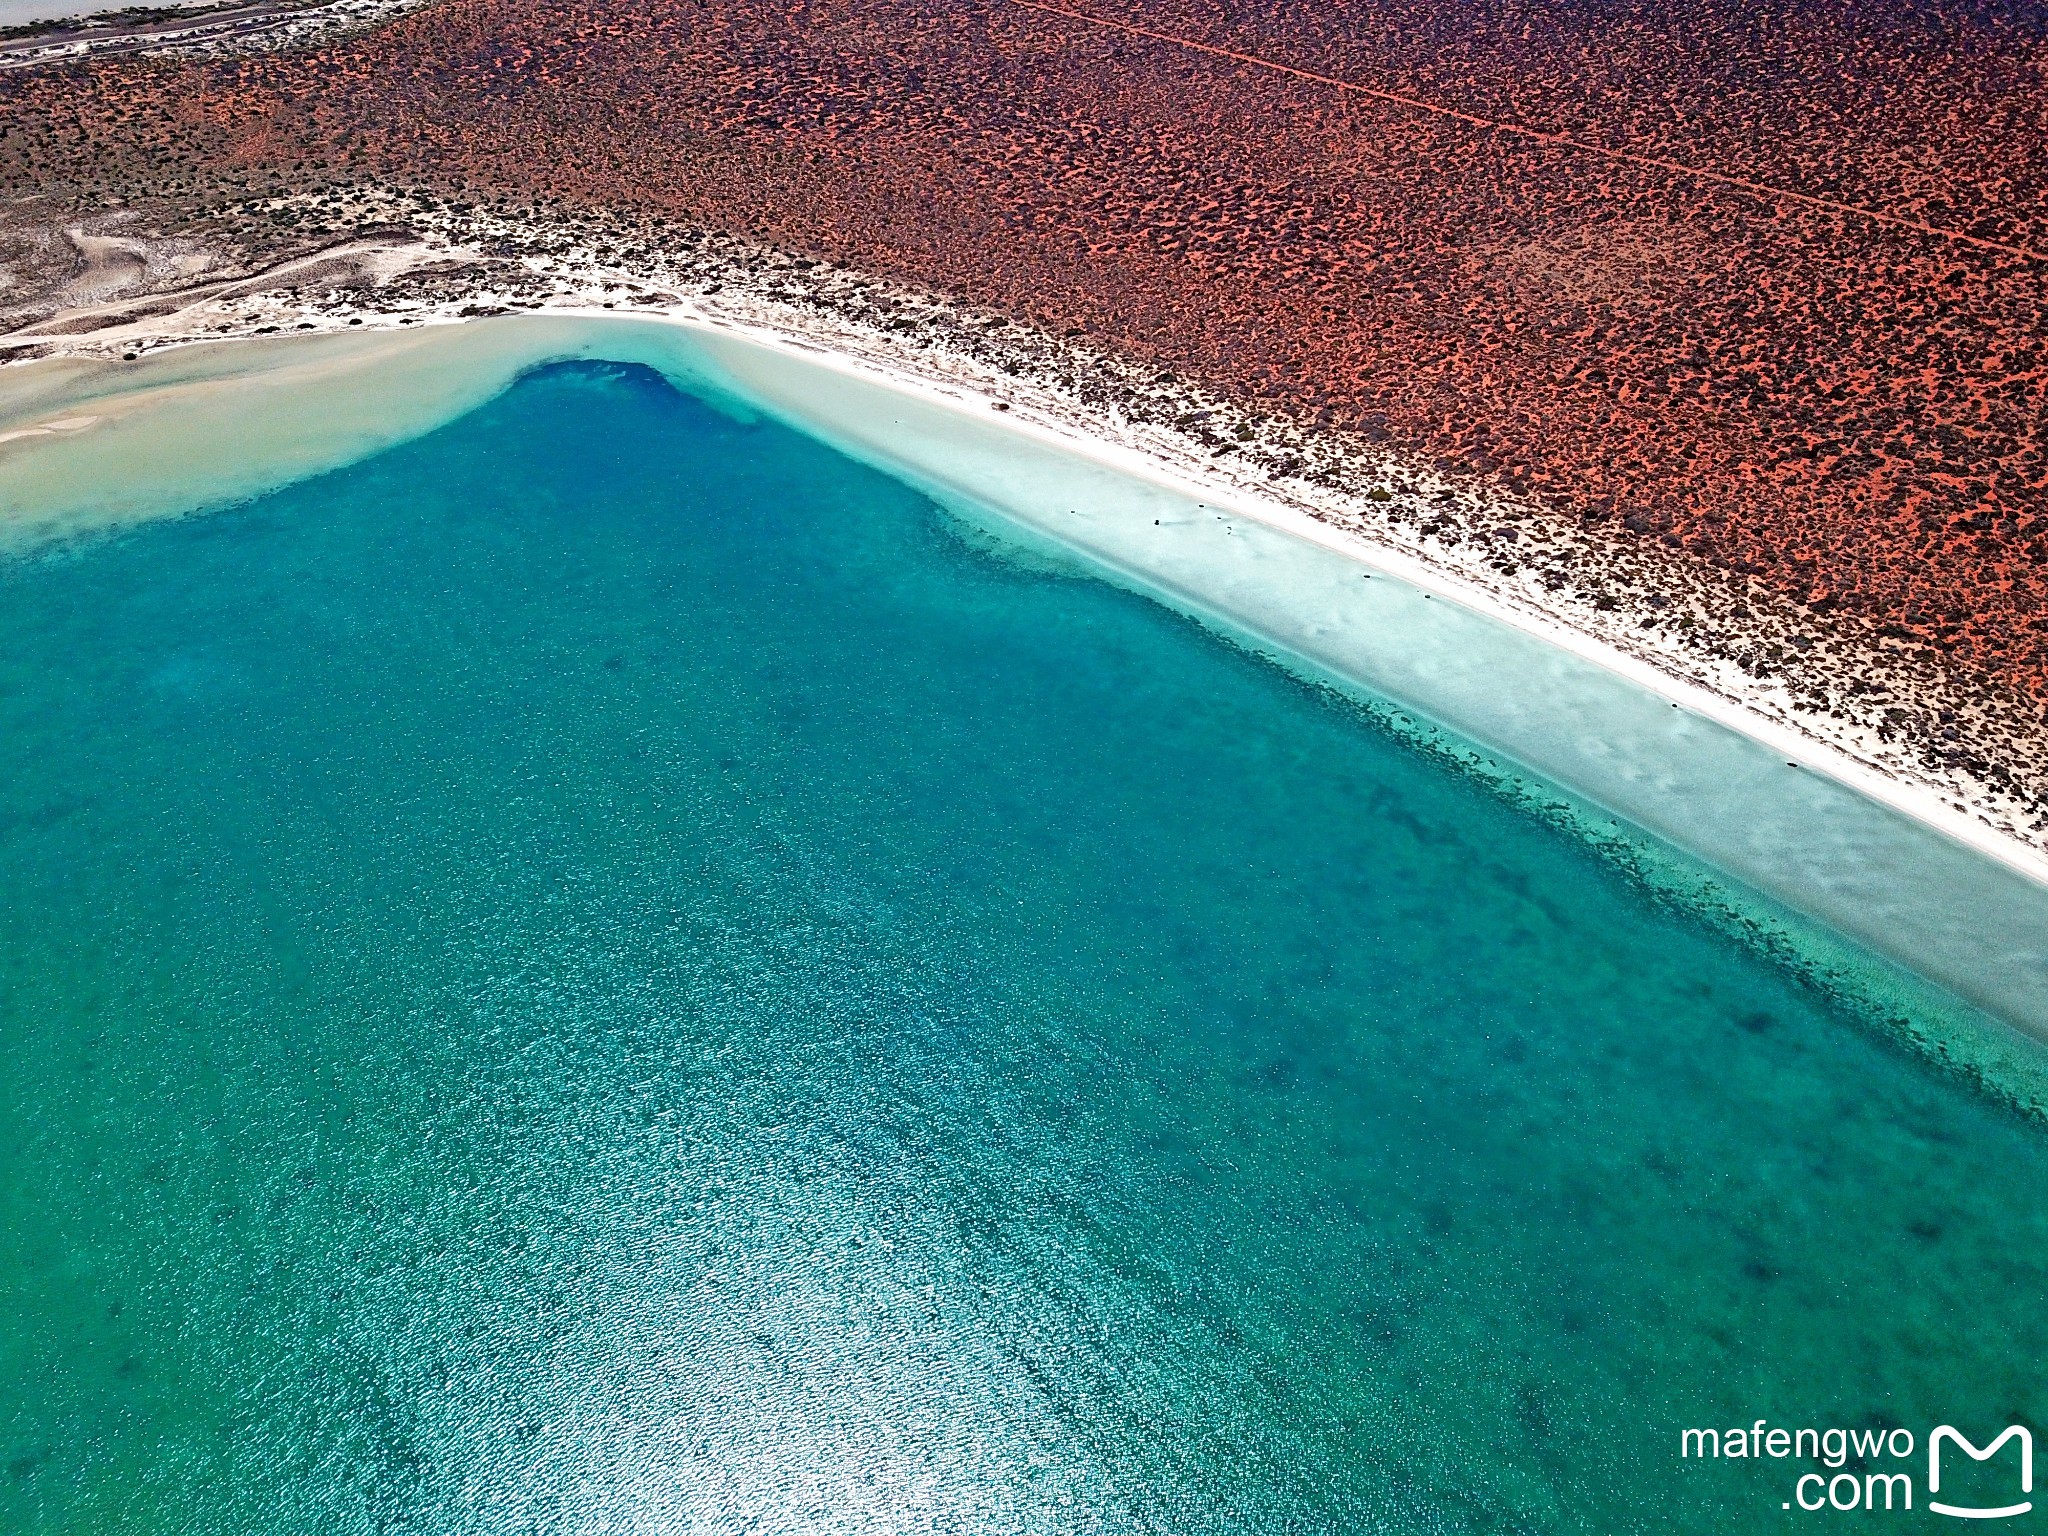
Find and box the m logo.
[1930,1426,2033,1520]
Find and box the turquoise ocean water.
[2,358,2045,1533]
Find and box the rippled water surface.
[3,360,2045,1533]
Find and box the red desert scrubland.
[5,0,2046,704]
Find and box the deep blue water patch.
[1,360,2043,1533]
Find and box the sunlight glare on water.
[1,358,2044,1534]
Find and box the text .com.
[1681,1422,2033,1517]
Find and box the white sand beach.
[4,300,2048,1075]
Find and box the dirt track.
[2,0,2044,717]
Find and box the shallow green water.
[2,359,2043,1533]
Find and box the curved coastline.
[3,311,2047,1064]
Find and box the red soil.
[6,0,2047,697]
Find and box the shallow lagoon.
[2,354,2045,1532]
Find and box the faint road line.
[1010,0,2048,266]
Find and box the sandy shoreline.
[682,303,2048,888]
[0,0,420,69]
[2,196,2045,898]
[8,260,2048,1068]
